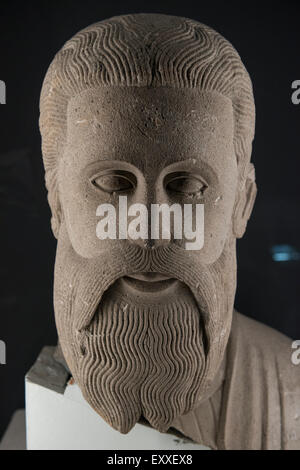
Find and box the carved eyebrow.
[162,158,202,172]
[160,159,221,188]
[80,159,143,180]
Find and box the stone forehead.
[65,87,235,174]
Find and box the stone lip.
[26,346,70,395]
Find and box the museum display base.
[25,347,209,451]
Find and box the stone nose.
[127,184,181,250]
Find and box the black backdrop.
[0,0,299,440]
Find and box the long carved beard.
[54,223,236,433]
[77,288,205,432]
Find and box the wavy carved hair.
[39,13,255,238]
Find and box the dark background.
[0,0,299,440]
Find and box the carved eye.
[91,171,136,193]
[165,172,207,196]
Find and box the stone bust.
[39,13,300,450]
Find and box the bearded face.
[53,87,241,433]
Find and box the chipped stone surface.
[26,346,69,395]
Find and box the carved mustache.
[60,243,216,331]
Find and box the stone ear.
[233,163,257,238]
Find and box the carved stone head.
[40,13,256,434]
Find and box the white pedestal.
[25,347,209,451]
